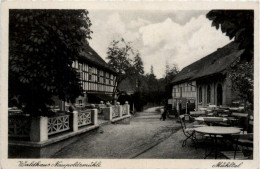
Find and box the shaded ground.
[52,107,181,158]
[52,107,238,159]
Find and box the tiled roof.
[171,42,244,84]
[79,43,117,74]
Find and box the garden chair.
[229,113,248,134]
[222,133,253,159]
[179,114,204,148]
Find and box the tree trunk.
[112,78,119,105]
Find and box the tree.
[150,65,155,77]
[133,53,144,76]
[9,10,92,116]
[164,64,179,99]
[207,10,254,105]
[147,65,157,91]
[229,60,254,104]
[206,10,253,61]
[107,38,144,100]
[165,63,179,83]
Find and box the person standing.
[160,108,167,121]
[187,100,191,115]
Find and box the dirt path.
[52,107,180,158]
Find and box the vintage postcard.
[0,0,259,169]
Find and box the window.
[82,72,85,81]
[180,87,182,98]
[103,72,106,84]
[173,88,176,97]
[207,85,211,104]
[79,72,83,80]
[79,100,82,106]
[110,74,113,85]
[75,60,78,69]
[79,63,82,71]
[78,63,83,81]
[89,67,92,81]
[85,73,88,81]
[199,86,202,103]
[97,70,100,82]
[72,61,76,68]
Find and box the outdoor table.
[194,126,241,159]
[231,112,248,118]
[206,109,214,116]
[190,111,206,117]
[229,113,248,130]
[8,109,22,114]
[218,106,230,110]
[199,108,207,111]
[226,117,240,125]
[195,117,228,126]
[229,107,241,113]
[219,114,229,117]
[195,117,228,122]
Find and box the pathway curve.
[52,106,180,158]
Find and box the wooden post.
[104,107,112,120]
[30,116,48,142]
[91,109,98,125]
[125,101,129,115]
[70,111,78,132]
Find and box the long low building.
[170,42,244,113]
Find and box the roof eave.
[79,55,117,75]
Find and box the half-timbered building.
[171,42,244,113]
[71,44,117,107]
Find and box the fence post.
[104,107,112,120]
[116,102,122,117]
[125,101,130,115]
[119,105,123,117]
[70,111,78,132]
[91,109,98,125]
[30,116,48,142]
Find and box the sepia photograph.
[1,1,259,169]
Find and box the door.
[217,84,223,106]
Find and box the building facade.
[172,81,197,113]
[171,42,244,113]
[54,45,117,109]
[72,60,116,106]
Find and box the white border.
[1,1,259,169]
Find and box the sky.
[88,10,232,79]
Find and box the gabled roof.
[79,43,117,74]
[171,42,244,85]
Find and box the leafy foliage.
[207,10,254,104]
[107,38,144,97]
[133,53,144,75]
[164,63,179,99]
[165,63,179,83]
[229,60,254,104]
[133,64,179,111]
[146,65,157,92]
[9,10,92,116]
[206,10,253,61]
